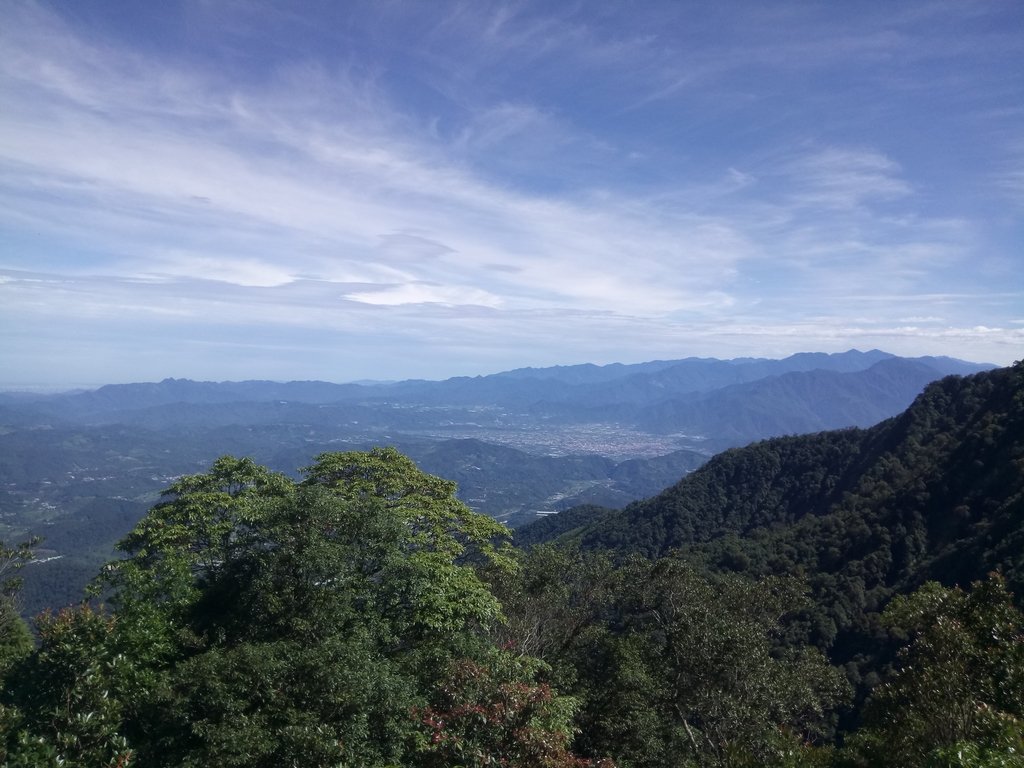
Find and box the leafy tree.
[147,470,507,767]
[415,649,609,768]
[849,575,1024,767]
[572,558,849,767]
[492,548,848,767]
[3,448,526,766]
[0,536,54,767]
[106,454,294,631]
[300,447,515,650]
[1,604,134,767]
[0,537,37,673]
[486,544,621,681]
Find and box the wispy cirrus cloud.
[0,2,748,316]
[0,0,1021,385]
[780,148,912,210]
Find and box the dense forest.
[1,362,1022,766]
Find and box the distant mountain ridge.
[631,357,949,438]
[0,351,994,445]
[0,350,1007,619]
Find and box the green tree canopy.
[2,449,562,767]
[0,537,36,675]
[851,575,1024,767]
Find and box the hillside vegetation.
[540,361,1024,592]
[1,359,1020,766]
[522,361,1024,733]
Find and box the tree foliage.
[2,449,578,767]
[849,575,1024,767]
[489,546,849,767]
[0,537,36,675]
[415,650,608,768]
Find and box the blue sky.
[1,0,1022,387]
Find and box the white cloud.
[781,147,912,210]
[344,282,503,308]
[0,1,1021,383]
[137,254,299,288]
[0,7,754,321]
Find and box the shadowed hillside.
[520,362,1024,708]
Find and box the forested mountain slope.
[526,362,1024,649]
[631,357,952,438]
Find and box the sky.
[1,0,1023,387]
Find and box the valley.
[0,350,995,615]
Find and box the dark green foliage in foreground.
[847,575,1024,767]
[0,538,35,677]
[490,546,849,767]
[1,449,543,767]
[1,450,850,767]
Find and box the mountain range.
[0,349,992,446]
[0,349,997,615]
